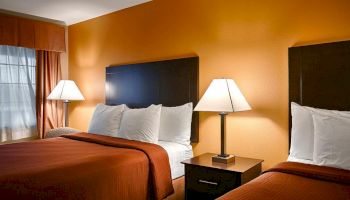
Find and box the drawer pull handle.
[198,179,218,185]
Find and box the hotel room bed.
[0,57,199,200]
[218,40,350,200]
[217,162,350,200]
[0,133,193,200]
[0,132,174,200]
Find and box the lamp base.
[212,154,235,164]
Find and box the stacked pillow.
[290,102,350,170]
[88,104,128,136]
[88,102,193,145]
[118,105,162,144]
[159,103,193,146]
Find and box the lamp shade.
[194,79,251,112]
[47,80,85,101]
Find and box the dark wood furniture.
[105,57,199,142]
[182,153,263,200]
[288,40,350,149]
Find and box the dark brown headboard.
[289,40,350,148]
[105,57,199,143]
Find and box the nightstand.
[181,153,263,200]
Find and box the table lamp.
[194,78,251,164]
[47,80,85,127]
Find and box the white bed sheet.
[287,155,315,165]
[158,140,193,179]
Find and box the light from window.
[0,45,36,142]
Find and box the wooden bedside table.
[181,153,263,200]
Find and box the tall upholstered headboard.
[288,40,350,148]
[105,57,199,143]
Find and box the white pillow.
[118,105,162,144]
[290,103,314,160]
[159,103,193,146]
[312,113,350,170]
[88,104,127,136]
[287,155,315,165]
[290,102,350,160]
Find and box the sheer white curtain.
[0,45,36,142]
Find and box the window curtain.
[36,50,63,139]
[0,45,36,142]
[0,13,66,52]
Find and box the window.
[0,45,36,142]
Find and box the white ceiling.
[0,0,151,25]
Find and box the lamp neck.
[219,112,228,116]
[63,100,70,127]
[219,112,229,157]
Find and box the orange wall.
[68,0,350,169]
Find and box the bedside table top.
[181,153,263,173]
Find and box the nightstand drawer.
[182,153,263,200]
[185,165,239,199]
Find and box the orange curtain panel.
[36,51,63,138]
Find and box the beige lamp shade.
[47,80,85,101]
[194,79,251,112]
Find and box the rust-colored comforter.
[0,132,174,200]
[218,162,350,200]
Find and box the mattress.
[158,141,193,179]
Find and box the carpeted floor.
[166,176,185,200]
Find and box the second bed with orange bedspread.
[217,162,350,200]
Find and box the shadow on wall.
[108,53,199,67]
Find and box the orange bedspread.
[218,162,350,200]
[0,132,174,200]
